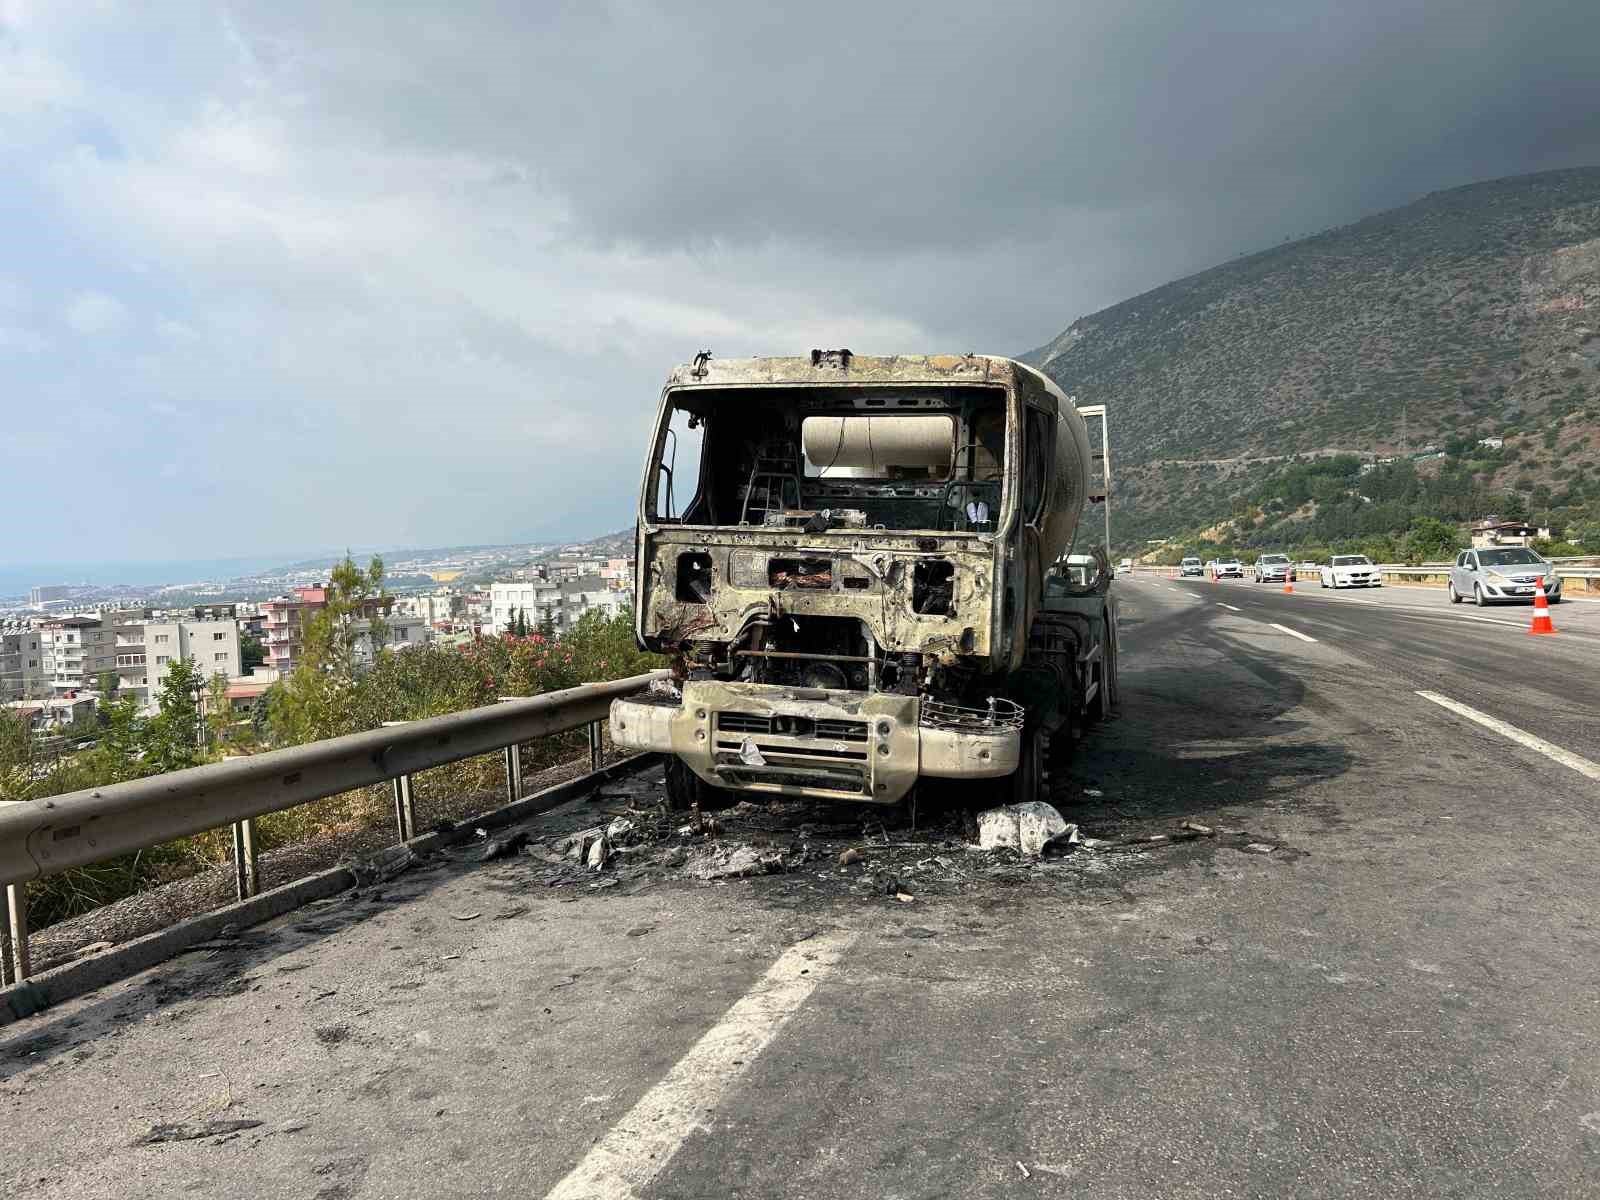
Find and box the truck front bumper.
[610,681,1020,805]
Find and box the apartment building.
[0,625,47,702]
[261,585,424,674]
[144,619,242,699]
[489,575,626,635]
[393,590,465,629]
[261,586,331,675]
[39,615,118,696]
[490,579,561,633]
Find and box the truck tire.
[1010,725,1045,805]
[664,756,735,812]
[1103,616,1121,712]
[1084,616,1117,724]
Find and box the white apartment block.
[141,619,242,702]
[490,580,561,634]
[489,576,627,636]
[40,616,118,696]
[353,614,430,666]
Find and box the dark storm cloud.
[253,0,1600,259]
[6,0,1598,562]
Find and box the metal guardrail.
[0,670,667,985]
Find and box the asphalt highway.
[5,576,1600,1198]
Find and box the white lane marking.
[1217,603,1241,612]
[542,930,858,1200]
[1268,622,1318,643]
[1416,692,1600,783]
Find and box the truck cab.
[609,351,1112,809]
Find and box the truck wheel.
[1083,617,1118,724]
[1103,617,1121,712]
[664,756,735,812]
[1010,725,1045,805]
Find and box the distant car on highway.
[1119,558,1133,574]
[1448,547,1564,605]
[1318,554,1382,589]
[1214,558,1244,579]
[1180,557,1203,577]
[1253,554,1293,583]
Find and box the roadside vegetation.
[2,554,660,929]
[1138,453,1600,566]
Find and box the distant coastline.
[0,555,320,594]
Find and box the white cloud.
[63,290,128,335]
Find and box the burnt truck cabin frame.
[644,384,1014,536]
[616,355,1104,807]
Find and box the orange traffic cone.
[1283,572,1294,595]
[1529,578,1556,635]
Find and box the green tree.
[1401,516,1460,564]
[269,554,388,745]
[205,672,233,749]
[143,657,205,773]
[97,670,119,697]
[240,631,266,672]
[92,693,148,783]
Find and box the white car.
[1318,554,1382,589]
[1213,558,1244,579]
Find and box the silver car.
[1253,553,1293,583]
[1448,547,1563,606]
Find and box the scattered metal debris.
[476,830,530,862]
[686,845,784,880]
[444,765,1285,902]
[348,844,416,887]
[976,802,1073,857]
[136,1119,264,1146]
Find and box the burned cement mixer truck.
[609,350,1118,809]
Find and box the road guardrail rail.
[0,670,667,985]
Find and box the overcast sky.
[3,1,1599,569]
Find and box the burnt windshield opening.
[646,384,1008,532]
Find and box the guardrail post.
[0,896,11,986]
[392,774,416,841]
[381,720,417,841]
[504,742,523,802]
[588,721,603,773]
[231,818,259,900]
[6,882,29,982]
[496,697,525,802]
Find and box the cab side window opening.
[651,405,707,522]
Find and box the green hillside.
[1025,166,1600,555]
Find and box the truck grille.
[715,713,868,742]
[716,712,772,735]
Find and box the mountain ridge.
[1024,165,1600,550]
